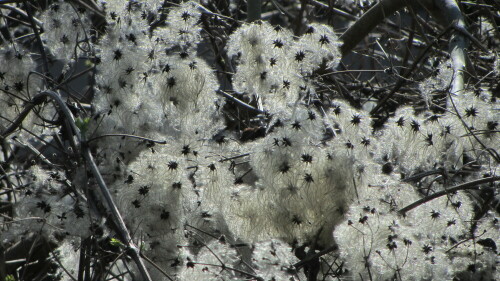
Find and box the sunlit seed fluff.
[153,1,202,53]
[418,59,454,109]
[41,1,91,62]
[334,176,476,281]
[214,117,358,245]
[295,23,341,73]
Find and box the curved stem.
[435,0,468,97]
[1,94,46,139]
[86,134,167,145]
[339,0,406,55]
[398,176,500,215]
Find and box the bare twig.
[0,165,17,203]
[139,253,175,281]
[398,176,500,215]
[1,94,47,139]
[219,153,250,162]
[294,245,338,269]
[23,1,49,76]
[448,93,500,163]
[339,0,407,55]
[0,4,43,26]
[86,134,167,145]
[308,0,358,21]
[370,27,449,114]
[217,90,265,114]
[70,0,105,19]
[451,24,488,53]
[82,136,152,281]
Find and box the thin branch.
[0,4,43,26]
[82,140,152,281]
[86,134,167,145]
[370,25,452,115]
[308,0,358,21]
[24,1,49,76]
[192,261,265,280]
[339,0,407,55]
[451,24,488,53]
[139,253,174,281]
[448,92,500,163]
[12,138,57,168]
[294,245,337,269]
[219,153,250,162]
[403,169,446,182]
[398,176,500,215]
[1,94,47,139]
[0,165,17,203]
[50,249,78,281]
[217,90,265,114]
[69,0,105,19]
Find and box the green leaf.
[75,117,91,134]
[110,238,124,247]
